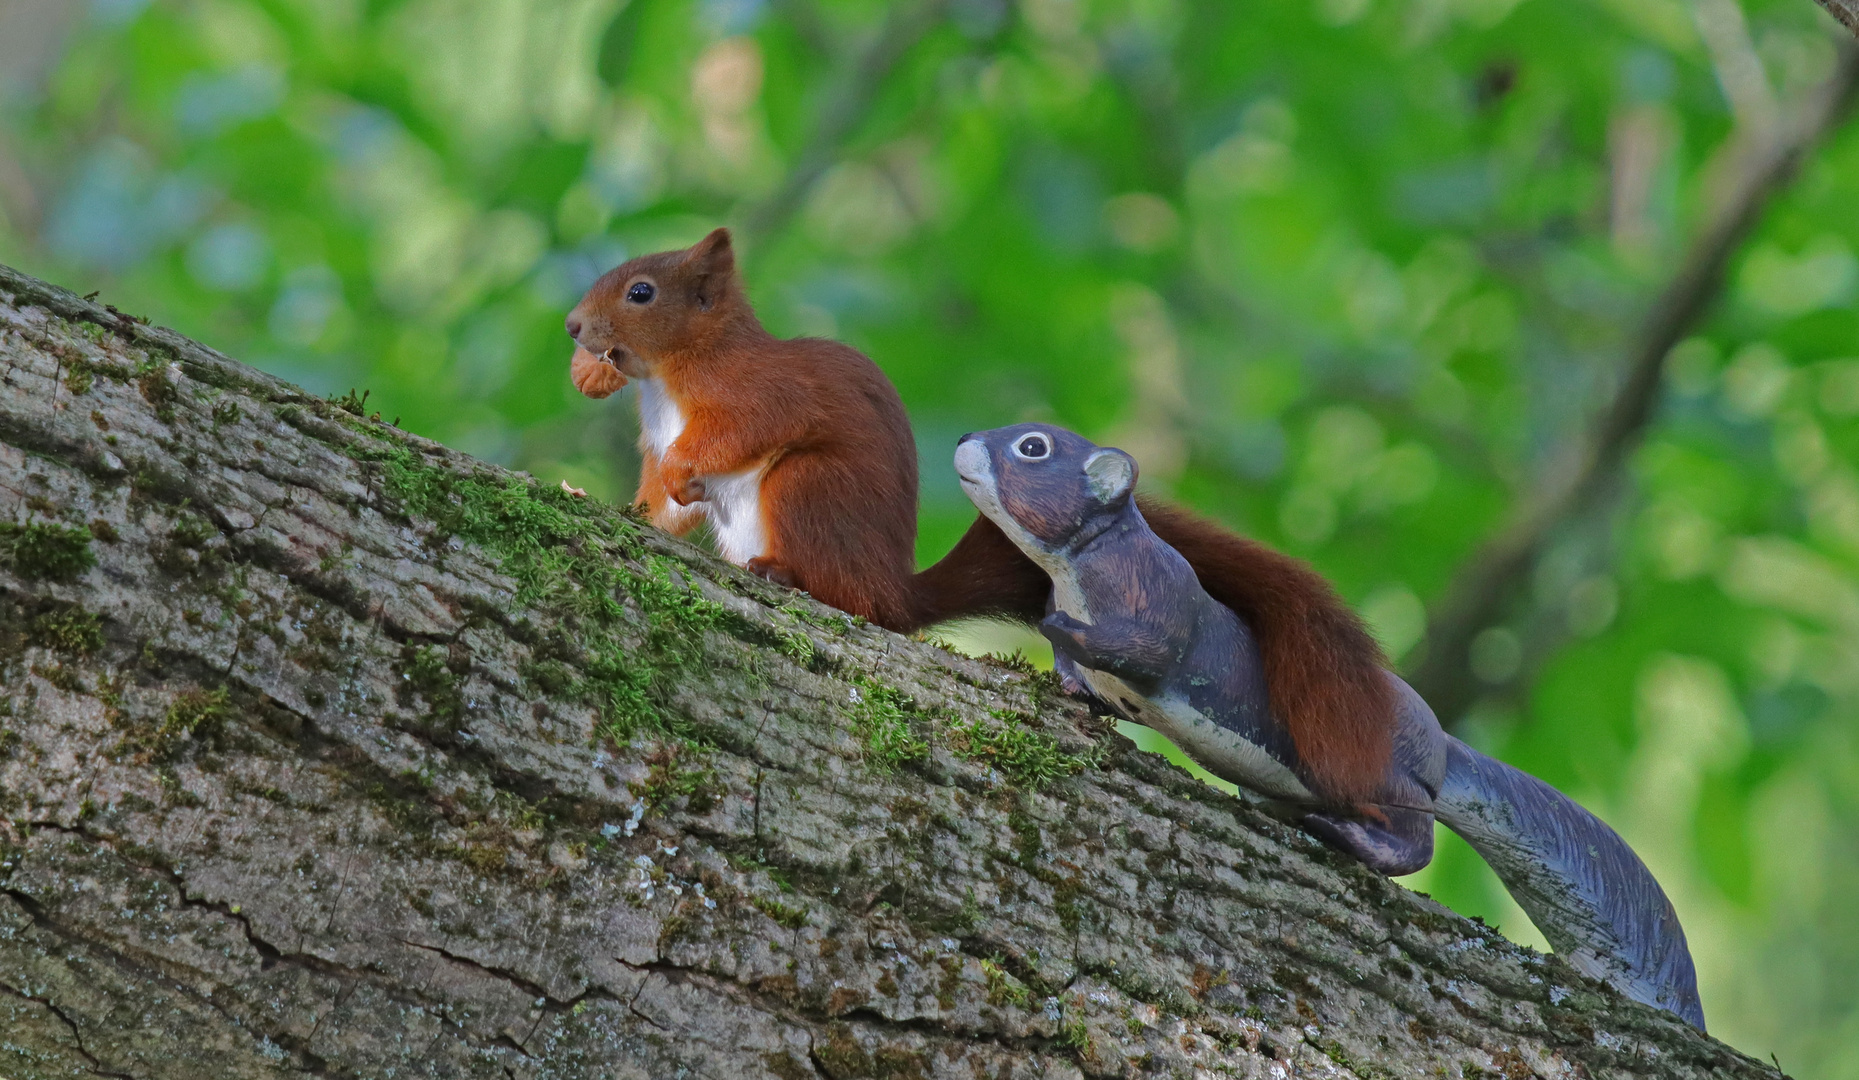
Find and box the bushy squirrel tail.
[1133,498,1396,807]
[1434,737,1705,1030]
[904,513,1050,630]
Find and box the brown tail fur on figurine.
[909,502,1394,807]
[1136,500,1395,807]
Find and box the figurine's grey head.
[953,424,1137,553]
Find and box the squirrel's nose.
[565,315,583,340]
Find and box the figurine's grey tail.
[1434,737,1705,1030]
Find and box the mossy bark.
[0,262,1780,1079]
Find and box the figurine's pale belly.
[1033,551,1313,803]
[1081,668,1312,802]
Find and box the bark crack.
[398,937,616,1015]
[0,978,139,1079]
[5,821,505,1071]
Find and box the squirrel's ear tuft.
[685,228,736,310]
[1083,449,1136,503]
[687,228,735,270]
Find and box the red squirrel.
[565,228,1394,805]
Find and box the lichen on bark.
[0,262,1784,1078]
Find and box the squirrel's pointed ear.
[686,228,735,273]
[1083,448,1136,503]
[685,228,736,310]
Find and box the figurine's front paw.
[1038,612,1091,662]
[1052,653,1093,697]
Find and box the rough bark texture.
[0,262,1781,1079]
[1820,0,1859,36]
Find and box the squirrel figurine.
[952,422,1706,1031]
[566,229,1395,808]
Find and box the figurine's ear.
[1083,448,1136,503]
[685,228,736,311]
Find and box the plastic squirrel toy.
[953,422,1706,1030]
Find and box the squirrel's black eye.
[1013,433,1051,460]
[627,281,656,304]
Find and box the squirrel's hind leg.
[746,556,801,589]
[756,451,917,629]
[1302,806,1435,876]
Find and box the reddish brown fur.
[906,508,1052,627]
[1136,499,1395,806]
[567,229,919,627]
[568,229,1395,803]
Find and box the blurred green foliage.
[3,0,1858,1065]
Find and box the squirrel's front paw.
[661,462,708,506]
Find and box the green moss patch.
[31,605,103,656]
[0,521,97,582]
[846,678,931,770]
[842,674,1098,789]
[136,358,180,422]
[947,709,1099,791]
[751,893,808,929]
[329,388,372,416]
[347,432,725,742]
[632,742,718,812]
[397,643,465,728]
[981,957,1031,1008]
[127,686,231,761]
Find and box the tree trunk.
[0,262,1778,1079]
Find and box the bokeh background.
[3,0,1858,1068]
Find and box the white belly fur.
[703,465,769,564]
[634,376,768,565]
[636,377,685,457]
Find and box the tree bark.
[1819,0,1859,36]
[0,262,1778,1079]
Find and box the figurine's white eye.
[1012,432,1051,460]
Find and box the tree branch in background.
[1818,0,1859,36]
[1408,40,1859,728]
[739,0,949,241]
[1693,0,1779,129]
